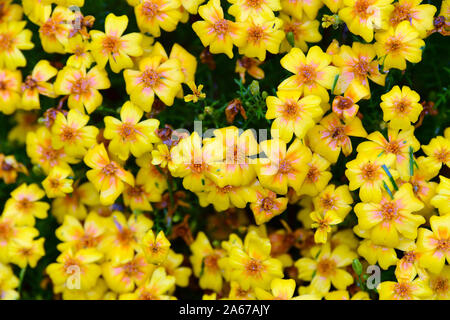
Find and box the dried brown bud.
[225,99,247,124]
[200,47,216,70]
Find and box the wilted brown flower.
[200,47,216,70]
[225,99,247,124]
[0,154,28,184]
[235,56,264,84]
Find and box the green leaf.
[331,74,340,93]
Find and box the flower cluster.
[0,0,449,301]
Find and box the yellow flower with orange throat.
[89,13,143,73]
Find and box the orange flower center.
[74,46,85,57]
[79,233,100,249]
[361,162,379,181]
[213,19,230,36]
[117,227,134,245]
[432,277,449,294]
[23,75,38,90]
[331,125,346,141]
[119,123,137,141]
[190,163,204,174]
[217,185,234,194]
[101,162,118,176]
[248,26,265,44]
[317,258,336,277]
[122,260,141,277]
[142,1,159,18]
[71,77,90,95]
[354,0,373,19]
[320,194,335,210]
[334,96,354,111]
[435,149,450,163]
[394,282,412,299]
[141,68,161,88]
[127,184,145,197]
[61,126,77,142]
[246,0,262,8]
[394,98,411,114]
[49,178,61,189]
[102,35,121,54]
[390,3,412,26]
[0,33,14,51]
[386,38,404,53]
[283,101,299,118]
[306,165,320,183]
[0,221,13,241]
[385,141,401,155]
[381,201,398,220]
[261,197,275,211]
[278,159,292,174]
[204,253,220,271]
[63,258,80,274]
[353,59,370,78]
[437,239,449,252]
[0,79,9,90]
[298,64,317,85]
[139,291,157,300]
[403,251,417,263]
[17,198,33,211]
[245,258,263,276]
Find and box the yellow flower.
[388,0,436,37]
[42,166,74,198]
[169,43,197,85]
[135,0,182,37]
[169,132,222,192]
[332,42,386,96]
[0,0,23,24]
[0,68,21,115]
[421,136,450,174]
[7,112,39,144]
[54,65,111,114]
[310,210,342,244]
[431,176,450,216]
[250,183,288,225]
[375,20,425,71]
[192,0,243,59]
[338,0,394,42]
[416,214,450,274]
[51,109,99,159]
[124,55,184,111]
[428,265,450,300]
[0,21,34,69]
[295,243,356,297]
[190,231,225,292]
[255,278,302,300]
[66,34,94,70]
[278,46,339,103]
[280,0,323,20]
[356,236,399,270]
[298,153,332,196]
[84,143,135,205]
[8,237,45,268]
[228,0,281,21]
[279,13,322,53]
[331,82,368,120]
[89,13,143,73]
[27,126,78,174]
[325,290,370,300]
[235,16,284,61]
[355,183,425,247]
[3,183,50,226]
[181,0,205,14]
[226,231,283,290]
[151,143,171,168]
[119,267,176,300]
[256,138,312,195]
[308,113,367,163]
[38,6,74,54]
[102,212,153,263]
[104,101,160,161]
[380,85,423,129]
[345,155,398,202]
[0,154,28,184]
[357,127,420,180]
[141,230,171,264]
[377,276,432,300]
[184,82,206,102]
[0,262,19,300]
[46,248,103,291]
[266,92,322,142]
[102,253,153,293]
[55,213,107,253]
[21,60,57,110]
[162,249,192,288]
[123,167,165,211]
